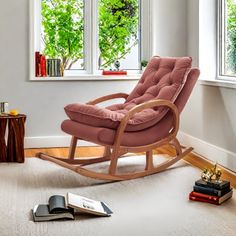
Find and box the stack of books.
[189,179,233,205]
[35,52,62,77]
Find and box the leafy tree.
[41,0,139,70]
[226,0,236,73]
[99,0,139,68]
[41,0,84,70]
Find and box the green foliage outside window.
[226,0,236,74]
[99,0,139,68]
[41,0,139,70]
[41,0,84,70]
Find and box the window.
[219,0,236,78]
[98,0,140,70]
[31,0,152,79]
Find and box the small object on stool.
[0,102,9,115]
[9,110,19,116]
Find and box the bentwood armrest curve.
[87,93,129,105]
[113,99,180,147]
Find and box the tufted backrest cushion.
[126,56,192,103]
[65,56,193,132]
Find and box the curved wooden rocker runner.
[38,57,200,181]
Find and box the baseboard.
[25,132,236,172]
[24,136,94,149]
[178,131,236,172]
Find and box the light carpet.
[0,155,236,236]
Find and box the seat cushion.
[64,56,192,131]
[61,113,174,147]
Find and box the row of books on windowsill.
[35,52,63,77]
[189,179,233,205]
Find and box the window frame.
[29,0,153,81]
[218,0,236,82]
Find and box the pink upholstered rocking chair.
[38,56,200,180]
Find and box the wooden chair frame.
[38,93,193,181]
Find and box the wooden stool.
[0,114,26,163]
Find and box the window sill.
[30,74,142,81]
[198,78,236,90]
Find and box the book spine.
[51,59,55,77]
[194,185,222,197]
[35,52,40,77]
[55,59,58,77]
[47,59,51,77]
[39,54,42,76]
[57,59,61,77]
[54,59,57,77]
[49,59,53,77]
[189,195,219,205]
[190,191,218,201]
[40,56,47,77]
[195,181,230,190]
[46,59,49,76]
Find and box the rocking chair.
[38,56,200,181]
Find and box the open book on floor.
[66,192,113,217]
[32,193,113,222]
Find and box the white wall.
[152,0,188,57]
[181,0,236,171]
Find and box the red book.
[35,52,40,76]
[190,191,218,201]
[189,195,218,205]
[40,55,47,77]
[102,70,127,76]
[189,190,233,205]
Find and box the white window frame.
[218,0,236,82]
[29,0,153,81]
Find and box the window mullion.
[141,0,152,60]
[84,0,99,74]
[84,0,92,74]
[91,0,99,74]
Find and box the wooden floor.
[25,145,236,188]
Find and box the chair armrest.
[114,99,180,147]
[87,93,129,105]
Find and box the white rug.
[0,155,236,236]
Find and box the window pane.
[41,0,84,75]
[98,0,140,70]
[222,0,236,76]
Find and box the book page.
[67,193,106,214]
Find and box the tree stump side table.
[0,114,26,163]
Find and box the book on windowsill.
[102,70,127,75]
[32,193,113,222]
[189,190,233,205]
